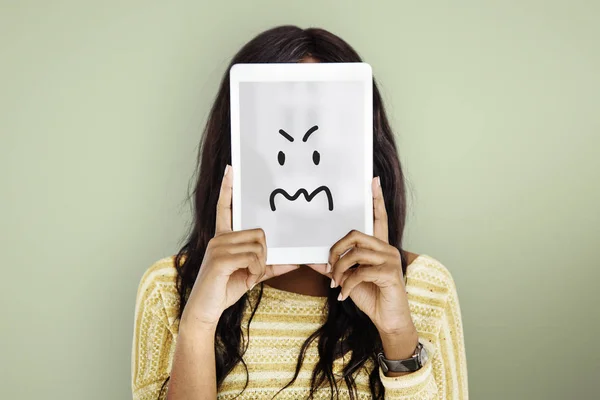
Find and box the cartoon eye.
[312,150,320,165]
[278,151,285,166]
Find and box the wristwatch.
[377,342,428,374]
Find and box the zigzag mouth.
[269,186,334,211]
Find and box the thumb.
[304,263,331,277]
[269,264,302,277]
[254,264,302,287]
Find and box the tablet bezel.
[229,62,373,265]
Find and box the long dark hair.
[161,25,409,399]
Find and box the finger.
[331,247,387,288]
[303,263,330,277]
[329,229,387,266]
[216,242,265,259]
[217,252,265,282]
[372,176,389,242]
[242,251,266,288]
[213,227,267,246]
[256,264,301,284]
[339,264,398,301]
[338,264,371,287]
[215,164,233,235]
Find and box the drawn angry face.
[269,125,334,211]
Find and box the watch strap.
[377,342,423,373]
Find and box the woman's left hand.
[307,177,417,339]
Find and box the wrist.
[379,328,419,360]
[180,313,219,336]
[378,329,419,377]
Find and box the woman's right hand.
[180,164,300,331]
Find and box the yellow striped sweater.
[131,254,468,399]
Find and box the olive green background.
[1,1,599,399]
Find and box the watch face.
[419,345,428,366]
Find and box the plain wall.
[1,1,599,399]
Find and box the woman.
[132,25,468,399]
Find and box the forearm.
[166,321,217,399]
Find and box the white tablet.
[230,62,373,265]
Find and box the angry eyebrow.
[278,129,294,142]
[302,125,319,142]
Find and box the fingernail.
[377,176,381,187]
[337,292,343,301]
[330,278,336,288]
[326,262,332,273]
[250,283,256,290]
[223,165,230,177]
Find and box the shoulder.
[137,256,178,295]
[403,252,460,300]
[134,256,180,325]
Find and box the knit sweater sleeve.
[131,257,179,400]
[379,261,469,399]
